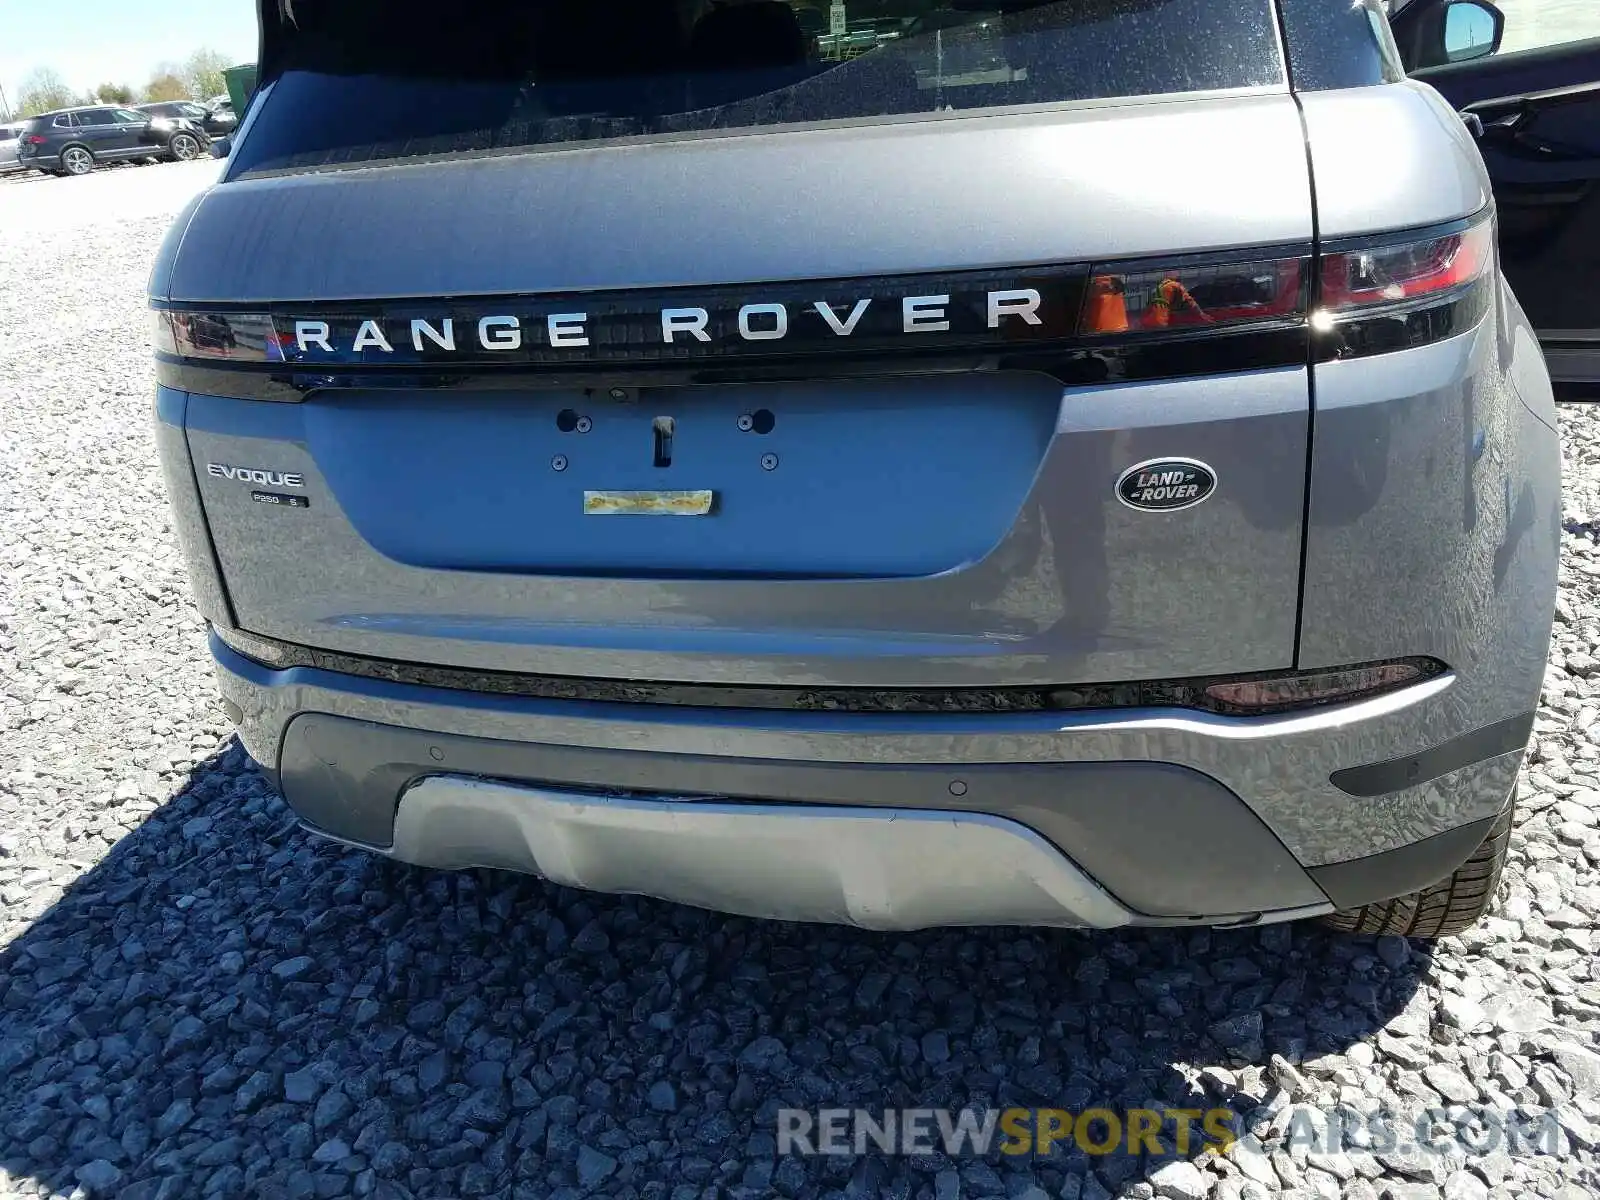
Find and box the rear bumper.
[212,635,1526,929]
[388,777,1151,930]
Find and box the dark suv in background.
[18,106,208,176]
[136,100,238,138]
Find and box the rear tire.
[168,132,201,161]
[1320,789,1516,939]
[60,144,94,176]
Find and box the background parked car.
[0,122,26,174]
[136,99,237,138]
[16,106,209,177]
[207,95,239,128]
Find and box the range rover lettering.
[151,0,1561,938]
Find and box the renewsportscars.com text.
[776,1105,1577,1160]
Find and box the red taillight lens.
[1319,221,1493,313]
[1079,256,1306,336]
[25,135,46,145]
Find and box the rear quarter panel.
[1298,87,1557,751]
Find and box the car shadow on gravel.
[0,738,1430,1200]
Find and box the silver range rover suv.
[153,0,1560,939]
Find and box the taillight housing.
[1074,214,1493,356]
[25,135,46,145]
[152,310,280,361]
[1317,219,1494,317]
[1080,254,1308,336]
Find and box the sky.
[0,0,259,113]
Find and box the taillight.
[1074,217,1492,348]
[152,310,281,361]
[25,135,45,145]
[151,310,177,355]
[1308,216,1494,355]
[1079,255,1307,336]
[1317,220,1494,315]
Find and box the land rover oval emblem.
[1116,458,1216,512]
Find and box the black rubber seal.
[1329,710,1534,797]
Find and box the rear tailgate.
[169,98,1313,689]
[162,0,1315,690]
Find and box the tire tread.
[1319,790,1516,939]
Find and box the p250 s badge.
[1116,458,1216,512]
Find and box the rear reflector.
[212,623,295,667]
[1202,661,1430,714]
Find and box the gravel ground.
[2,165,1599,1200]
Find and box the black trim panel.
[1314,280,1491,363]
[213,625,1443,718]
[1329,710,1534,797]
[156,322,1312,401]
[1308,814,1496,909]
[149,217,1491,394]
[151,246,1318,398]
[157,263,1093,361]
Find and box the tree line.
[8,50,236,119]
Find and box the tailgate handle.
[653,416,675,468]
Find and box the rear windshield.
[1278,0,1401,91]
[234,0,1285,175]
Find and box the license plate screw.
[551,454,568,472]
[760,453,778,471]
[575,415,593,433]
[737,413,754,432]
